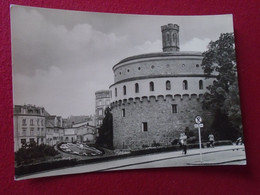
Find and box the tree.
[15,143,59,166]
[201,33,243,140]
[96,107,113,149]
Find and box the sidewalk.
[18,144,246,180]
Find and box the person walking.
[180,133,187,154]
[208,133,215,148]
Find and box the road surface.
[17,145,246,180]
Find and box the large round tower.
[109,24,216,150]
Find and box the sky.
[11,5,234,117]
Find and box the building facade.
[109,24,216,149]
[13,105,46,151]
[72,122,97,144]
[45,115,64,146]
[95,90,111,128]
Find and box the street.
[17,145,246,180]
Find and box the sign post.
[194,115,203,164]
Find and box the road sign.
[194,115,203,164]
[195,115,202,124]
[194,123,204,128]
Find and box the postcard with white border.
[11,5,246,180]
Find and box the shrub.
[15,144,59,166]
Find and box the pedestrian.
[236,137,242,145]
[180,133,187,154]
[208,133,215,148]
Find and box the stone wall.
[113,52,205,83]
[112,95,213,149]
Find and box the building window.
[22,119,26,126]
[22,128,27,136]
[41,119,44,126]
[199,80,203,90]
[98,109,103,116]
[166,80,171,90]
[172,104,177,113]
[37,119,40,126]
[30,128,34,136]
[183,80,188,90]
[106,100,110,105]
[115,88,117,97]
[29,138,35,144]
[122,109,125,117]
[142,122,148,132]
[123,85,126,95]
[150,82,154,91]
[135,83,139,93]
[30,119,34,126]
[98,100,102,106]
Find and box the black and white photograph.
[11,5,246,180]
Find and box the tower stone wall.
[109,24,216,149]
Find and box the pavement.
[17,144,246,180]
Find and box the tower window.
[199,80,203,90]
[135,83,139,93]
[172,104,177,113]
[167,33,170,42]
[122,109,125,117]
[150,82,154,91]
[183,80,188,90]
[123,85,126,95]
[166,80,171,90]
[115,88,117,97]
[142,122,148,132]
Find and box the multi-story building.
[109,24,217,149]
[72,122,97,144]
[45,115,64,146]
[95,90,111,128]
[13,105,46,151]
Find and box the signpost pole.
[194,115,203,164]
[198,126,203,164]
